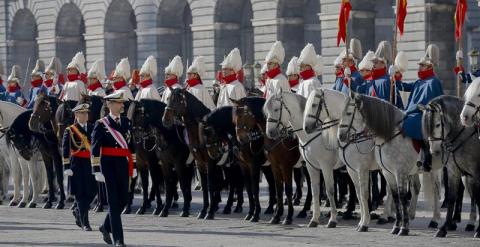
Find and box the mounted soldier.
[264,41,290,98]
[185,56,215,110]
[357,50,375,95]
[161,55,183,104]
[87,60,107,97]
[258,63,268,95]
[128,69,139,99]
[26,59,47,109]
[92,90,136,247]
[296,44,322,99]
[334,38,364,94]
[0,63,5,93]
[111,58,134,101]
[0,65,26,106]
[217,48,246,107]
[62,103,96,232]
[62,52,87,102]
[135,56,161,101]
[396,44,444,171]
[44,57,63,97]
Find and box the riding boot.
[371,171,380,211]
[293,166,303,205]
[417,141,432,172]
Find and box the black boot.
[417,141,432,172]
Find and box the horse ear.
[417,104,426,112]
[354,95,363,109]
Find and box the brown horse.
[232,97,302,225]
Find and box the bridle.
[305,90,340,132]
[30,98,57,139]
[201,124,229,160]
[339,99,373,147]
[463,100,480,126]
[234,105,265,154]
[165,90,187,126]
[132,104,165,152]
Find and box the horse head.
[162,88,187,128]
[232,98,263,145]
[29,91,56,133]
[461,77,480,127]
[338,94,367,143]
[199,117,226,160]
[263,93,292,140]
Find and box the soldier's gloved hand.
[16,97,24,105]
[388,65,395,77]
[64,169,73,177]
[344,67,351,77]
[94,172,105,182]
[132,168,138,178]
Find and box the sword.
[22,57,31,88]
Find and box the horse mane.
[7,111,34,146]
[177,89,210,119]
[240,97,266,123]
[356,94,404,140]
[205,106,236,137]
[422,95,464,139]
[464,77,480,102]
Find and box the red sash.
[100,117,133,176]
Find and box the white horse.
[303,88,392,232]
[338,94,442,236]
[263,91,341,228]
[0,101,44,208]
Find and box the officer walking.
[91,91,135,247]
[62,103,97,231]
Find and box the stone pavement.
[0,189,479,247]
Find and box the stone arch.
[55,3,86,70]
[157,0,193,81]
[277,0,321,68]
[214,0,254,71]
[104,0,137,74]
[8,8,38,84]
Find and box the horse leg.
[8,155,21,206]
[136,168,149,215]
[261,165,276,215]
[242,167,254,221]
[205,161,219,220]
[453,178,465,223]
[323,167,338,228]
[197,171,209,219]
[371,170,380,210]
[343,172,357,220]
[159,168,175,218]
[347,167,367,232]
[298,166,312,218]
[53,153,65,209]
[222,166,234,214]
[233,165,244,213]
[269,165,284,225]
[471,182,480,238]
[422,170,441,228]
[435,170,460,237]
[306,165,321,227]
[27,156,40,208]
[382,171,401,234]
[149,162,163,215]
[250,165,261,222]
[18,158,30,208]
[464,176,477,232]
[292,166,303,205]
[397,175,411,236]
[177,162,193,217]
[283,167,294,225]
[407,174,420,222]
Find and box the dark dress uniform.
[62,122,97,230]
[91,113,135,246]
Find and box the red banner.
[455,0,467,41]
[337,0,352,47]
[396,0,407,36]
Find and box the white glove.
[344,67,351,77]
[64,169,73,177]
[94,172,105,182]
[16,97,24,105]
[132,168,137,178]
[388,65,395,77]
[456,50,463,60]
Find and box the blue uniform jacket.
[0,84,5,93]
[332,71,365,94]
[0,90,24,105]
[369,75,404,108]
[459,69,480,84]
[26,86,47,109]
[400,76,444,140]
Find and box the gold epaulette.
[62,158,69,166]
[91,156,100,166]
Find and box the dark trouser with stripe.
[71,158,97,227]
[101,158,129,243]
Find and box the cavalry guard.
[217,48,246,107]
[357,51,375,94]
[128,69,139,99]
[0,65,26,106]
[91,91,136,247]
[62,103,96,231]
[62,52,87,102]
[332,54,345,93]
[87,60,107,97]
[395,45,444,171]
[258,63,268,95]
[161,55,184,103]
[135,56,161,101]
[26,59,47,109]
[296,44,322,99]
[336,38,364,94]
[455,50,480,84]
[44,57,63,97]
[111,58,134,101]
[264,41,290,98]
[368,41,403,108]
[186,56,216,110]
[0,64,6,93]
[286,57,300,93]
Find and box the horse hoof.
[159,210,169,218]
[342,211,355,220]
[387,217,396,223]
[264,206,274,215]
[43,202,52,209]
[94,206,104,213]
[447,223,457,231]
[398,228,409,236]
[136,207,146,215]
[180,211,189,217]
[122,206,132,215]
[434,228,447,238]
[474,232,480,238]
[370,213,380,220]
[327,221,337,228]
[55,202,65,210]
[269,217,280,225]
[307,221,318,228]
[391,227,400,235]
[197,211,206,219]
[152,207,161,216]
[297,210,307,218]
[293,198,301,206]
[66,197,75,203]
[428,221,438,229]
[249,215,260,223]
[358,225,368,232]
[233,205,243,213]
[145,202,152,209]
[465,224,475,232]
[223,206,232,214]
[70,204,76,210]
[244,214,253,221]
[171,202,179,209]
[27,202,36,208]
[17,202,26,208]
[8,201,18,207]
[282,218,292,225]
[204,212,215,220]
